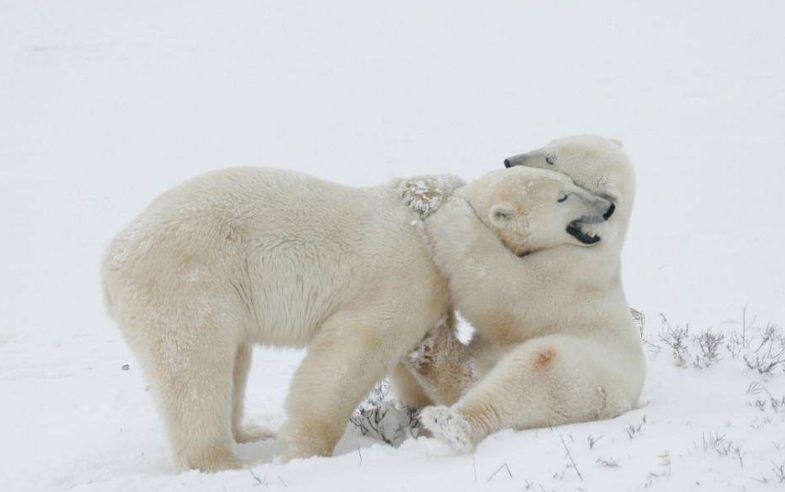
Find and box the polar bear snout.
[564,191,615,246]
[573,189,614,224]
[504,153,528,168]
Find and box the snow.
[2,0,784,490]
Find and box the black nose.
[603,202,616,221]
[504,158,512,168]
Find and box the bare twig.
[587,435,603,450]
[772,460,785,483]
[625,417,647,439]
[350,381,421,445]
[486,463,513,482]
[249,469,266,486]
[559,434,584,481]
[692,328,724,368]
[596,457,619,468]
[658,315,690,367]
[700,432,744,467]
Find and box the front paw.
[419,406,474,452]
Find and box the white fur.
[411,135,645,451]
[418,406,473,452]
[102,168,467,471]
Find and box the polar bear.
[101,168,464,471]
[407,135,645,452]
[101,166,602,471]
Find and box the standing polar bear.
[102,168,458,471]
[408,135,645,451]
[101,165,603,471]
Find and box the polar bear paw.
[407,315,454,375]
[234,425,276,444]
[407,329,439,373]
[399,174,466,219]
[419,406,474,452]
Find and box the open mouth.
[566,221,601,245]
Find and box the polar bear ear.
[489,203,515,228]
[609,138,623,148]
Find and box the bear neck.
[424,201,631,343]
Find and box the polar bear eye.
[545,155,557,165]
[557,194,569,203]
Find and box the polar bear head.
[502,135,634,246]
[455,167,615,257]
[503,135,634,211]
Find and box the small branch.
[596,457,619,468]
[560,434,584,481]
[587,435,603,449]
[486,463,513,482]
[249,469,265,486]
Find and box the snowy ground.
[2,1,785,490]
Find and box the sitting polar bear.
[408,135,645,452]
[101,165,600,471]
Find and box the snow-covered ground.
[2,1,784,490]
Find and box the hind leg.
[231,344,276,443]
[420,334,643,451]
[141,326,242,472]
[390,363,433,409]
